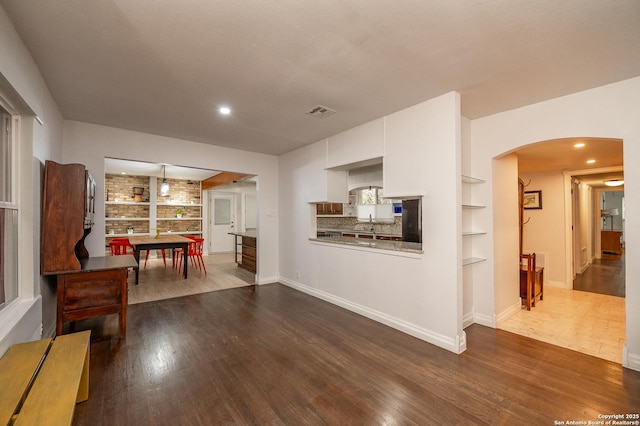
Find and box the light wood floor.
[499,286,625,363]
[128,252,255,304]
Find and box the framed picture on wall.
[524,190,542,210]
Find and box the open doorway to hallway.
[496,137,626,364]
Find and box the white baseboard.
[546,280,571,289]
[463,311,475,329]
[474,311,496,328]
[280,277,466,354]
[257,275,279,285]
[622,345,640,372]
[496,299,522,327]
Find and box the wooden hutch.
[41,160,137,337]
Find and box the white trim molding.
[280,277,466,354]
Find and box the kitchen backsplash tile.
[317,216,401,235]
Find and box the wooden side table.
[56,255,138,337]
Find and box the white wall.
[0,4,64,350]
[279,92,467,354]
[519,171,567,287]
[471,76,640,371]
[490,155,520,324]
[62,121,279,284]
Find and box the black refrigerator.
[402,199,422,243]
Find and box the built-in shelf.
[462,175,486,270]
[105,201,150,205]
[463,257,487,266]
[461,175,485,184]
[462,231,487,236]
[105,174,203,238]
[106,231,202,238]
[157,217,204,221]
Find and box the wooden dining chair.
[520,253,544,310]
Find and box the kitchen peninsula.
[311,234,423,254]
[314,214,422,254]
[229,230,257,273]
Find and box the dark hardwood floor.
[573,251,625,297]
[71,284,640,425]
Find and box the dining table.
[127,234,192,285]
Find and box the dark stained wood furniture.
[127,235,191,284]
[56,256,136,337]
[41,161,135,337]
[520,253,543,310]
[41,160,94,275]
[229,231,257,274]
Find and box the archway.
[493,137,625,363]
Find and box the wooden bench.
[0,330,90,426]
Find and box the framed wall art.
[523,190,542,210]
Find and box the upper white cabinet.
[302,140,348,203]
[384,93,459,198]
[327,118,384,169]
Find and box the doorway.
[496,137,626,363]
[209,192,236,253]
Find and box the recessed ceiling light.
[586,159,596,164]
[121,172,126,175]
[604,180,624,187]
[574,143,585,148]
[219,106,231,115]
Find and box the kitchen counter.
[228,230,257,238]
[317,227,402,239]
[228,230,257,273]
[310,236,423,254]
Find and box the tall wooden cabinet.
[41,161,95,274]
[41,161,135,337]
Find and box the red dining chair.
[173,235,198,269]
[144,249,166,269]
[177,237,206,276]
[109,238,132,255]
[191,238,206,274]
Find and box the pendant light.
[160,165,170,196]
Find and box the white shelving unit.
[462,175,486,266]
[104,176,203,239]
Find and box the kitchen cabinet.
[327,118,384,169]
[230,232,257,274]
[316,203,344,215]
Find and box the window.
[0,105,18,310]
[355,187,390,205]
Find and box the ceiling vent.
[305,105,336,119]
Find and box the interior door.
[209,193,236,253]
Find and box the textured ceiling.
[3,0,640,155]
